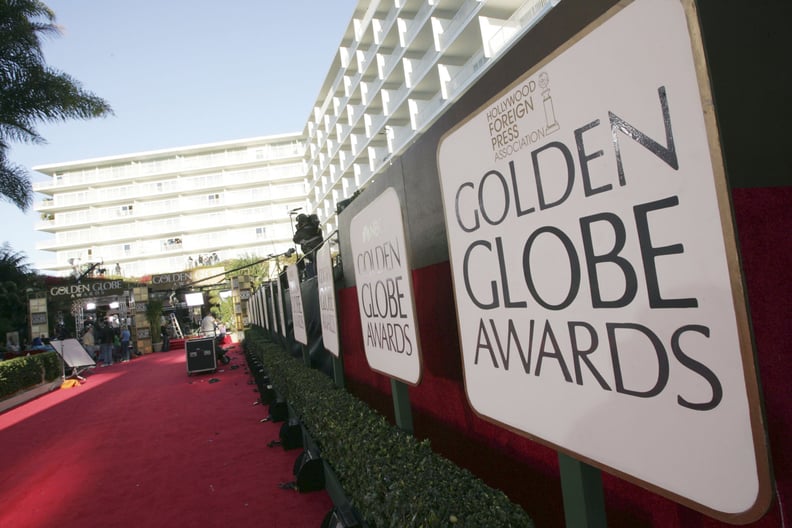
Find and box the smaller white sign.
[268,282,276,332]
[287,265,308,345]
[317,243,340,357]
[277,275,287,337]
[262,286,269,329]
[251,290,258,326]
[252,292,257,325]
[350,187,422,385]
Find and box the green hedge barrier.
[0,352,62,400]
[245,328,534,528]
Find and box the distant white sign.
[287,265,308,345]
[277,276,286,337]
[268,282,277,333]
[317,243,340,357]
[350,188,422,385]
[251,289,258,326]
[436,0,770,522]
[262,285,270,330]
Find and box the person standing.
[99,321,114,366]
[82,325,97,360]
[160,323,170,352]
[113,332,121,363]
[120,325,131,362]
[200,312,216,337]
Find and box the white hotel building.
[33,0,558,277]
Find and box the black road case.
[186,337,216,375]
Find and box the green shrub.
[0,352,61,399]
[245,328,534,528]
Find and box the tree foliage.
[207,288,235,332]
[0,240,30,279]
[226,252,295,289]
[0,243,41,342]
[145,298,163,343]
[0,0,113,210]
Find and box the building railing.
[33,141,304,192]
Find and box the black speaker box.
[259,384,276,405]
[268,400,288,422]
[279,418,303,450]
[292,448,325,492]
[321,503,364,528]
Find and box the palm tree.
[145,298,164,345]
[0,0,113,210]
[0,241,30,280]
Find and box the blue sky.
[4,0,357,272]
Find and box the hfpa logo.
[362,220,382,244]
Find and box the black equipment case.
[185,337,216,375]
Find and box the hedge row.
[245,328,534,528]
[0,352,62,399]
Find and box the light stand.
[55,338,89,383]
[59,339,66,381]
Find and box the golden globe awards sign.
[263,287,270,329]
[436,0,770,522]
[48,279,126,300]
[267,281,276,333]
[351,188,422,385]
[277,278,286,337]
[317,243,340,357]
[287,265,308,345]
[259,285,266,328]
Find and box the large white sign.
[350,188,422,385]
[317,243,340,357]
[287,265,308,345]
[436,0,770,522]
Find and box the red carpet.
[0,344,332,528]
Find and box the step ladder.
[168,312,184,338]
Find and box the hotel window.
[255,226,267,239]
[119,204,133,216]
[208,193,221,205]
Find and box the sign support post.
[301,344,310,367]
[390,378,413,435]
[332,354,345,389]
[558,453,607,528]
